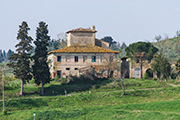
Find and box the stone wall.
[129,60,152,78]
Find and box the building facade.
[48,26,120,78]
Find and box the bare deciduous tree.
[102,53,118,78]
[114,59,128,96]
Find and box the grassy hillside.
[1,86,180,119]
[152,37,180,63]
[1,78,180,119]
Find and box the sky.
[0,0,180,52]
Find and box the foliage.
[6,49,14,60]
[48,39,59,52]
[143,73,149,79]
[32,21,51,95]
[152,37,180,63]
[102,53,118,78]
[109,42,121,51]
[151,53,171,80]
[119,42,127,57]
[0,63,14,77]
[7,21,33,95]
[175,59,180,74]
[154,35,162,42]
[101,36,116,47]
[48,33,67,52]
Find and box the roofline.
[48,51,120,54]
[95,39,110,43]
[66,30,97,33]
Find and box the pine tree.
[32,21,51,95]
[7,21,33,95]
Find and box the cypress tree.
[32,21,51,95]
[8,21,33,95]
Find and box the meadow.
[1,77,180,120]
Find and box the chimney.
[92,25,95,30]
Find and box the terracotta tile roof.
[66,27,97,33]
[48,45,120,54]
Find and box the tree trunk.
[42,82,44,95]
[107,69,110,78]
[20,80,24,96]
[140,56,143,79]
[120,79,125,96]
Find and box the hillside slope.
[152,37,180,63]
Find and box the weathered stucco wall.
[48,53,117,78]
[67,32,95,46]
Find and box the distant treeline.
[0,49,14,63]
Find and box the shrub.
[143,73,149,79]
[29,78,35,84]
[2,110,7,115]
[92,84,100,89]
[171,73,178,79]
[60,78,67,84]
[153,77,157,81]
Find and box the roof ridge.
[66,27,97,33]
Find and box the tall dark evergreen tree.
[7,21,33,95]
[32,21,51,95]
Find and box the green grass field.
[0,78,180,120]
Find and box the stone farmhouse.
[48,26,120,78]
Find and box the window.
[57,56,61,62]
[66,68,70,70]
[100,56,103,62]
[92,56,96,62]
[66,56,70,62]
[74,56,78,62]
[83,56,87,62]
[74,68,78,70]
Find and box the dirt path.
[167,83,180,87]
